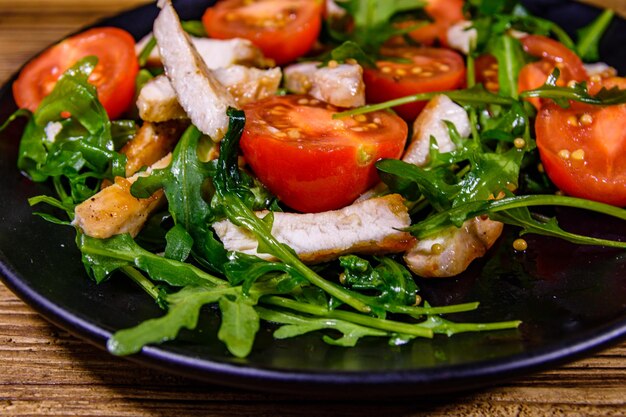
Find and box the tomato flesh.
[536,99,626,207]
[202,0,322,65]
[241,95,408,212]
[518,35,587,109]
[13,27,138,120]
[363,46,465,121]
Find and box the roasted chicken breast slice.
[120,120,186,176]
[154,0,236,140]
[136,35,267,69]
[213,194,414,264]
[73,155,171,239]
[403,94,471,166]
[401,95,504,277]
[404,217,503,277]
[137,68,281,123]
[284,62,366,108]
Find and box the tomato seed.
[571,149,585,161]
[579,113,593,125]
[558,149,571,160]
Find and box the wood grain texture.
[0,1,625,416]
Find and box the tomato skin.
[240,95,408,213]
[13,27,138,120]
[518,35,587,109]
[363,47,465,121]
[475,54,499,92]
[536,100,626,207]
[409,0,464,46]
[202,0,322,65]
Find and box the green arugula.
[576,9,614,62]
[15,57,130,205]
[331,0,427,54]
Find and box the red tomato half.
[363,46,465,121]
[13,27,138,120]
[409,0,465,46]
[202,0,322,65]
[536,98,626,207]
[241,95,408,213]
[518,35,587,109]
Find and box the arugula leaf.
[407,194,626,248]
[132,125,228,273]
[164,224,193,262]
[223,252,294,295]
[218,295,260,357]
[256,307,388,347]
[16,57,127,204]
[417,308,521,336]
[576,9,614,62]
[333,0,426,53]
[77,233,226,286]
[181,20,207,37]
[487,35,525,99]
[376,159,459,211]
[108,284,230,356]
[315,41,377,68]
[339,255,418,307]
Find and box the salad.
[3,0,626,359]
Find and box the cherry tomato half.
[202,0,322,65]
[240,95,408,213]
[518,35,587,109]
[536,95,626,207]
[363,46,465,121]
[409,0,465,46]
[13,27,138,120]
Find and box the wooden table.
[1,1,625,415]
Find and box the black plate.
[1,0,626,398]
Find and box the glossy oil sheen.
[0,0,625,398]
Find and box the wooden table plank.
[0,1,625,415]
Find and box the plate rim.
[1,0,626,398]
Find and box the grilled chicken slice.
[284,62,366,108]
[403,94,471,166]
[213,194,414,264]
[446,21,477,56]
[73,155,171,239]
[401,95,503,277]
[138,66,281,123]
[136,76,188,123]
[136,35,267,69]
[404,217,503,277]
[154,0,236,140]
[121,121,185,176]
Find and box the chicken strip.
[401,95,504,277]
[73,155,171,239]
[120,120,185,176]
[402,94,471,166]
[154,0,236,140]
[137,66,282,123]
[213,194,414,264]
[136,35,267,69]
[404,217,503,277]
[284,62,366,108]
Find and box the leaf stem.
[262,296,433,338]
[334,90,515,118]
